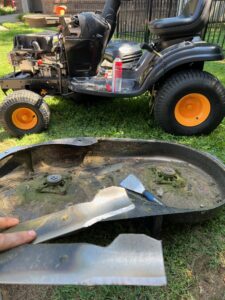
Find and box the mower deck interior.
[0,138,224,225]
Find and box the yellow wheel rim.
[12,107,38,130]
[175,93,211,127]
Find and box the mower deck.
[0,138,224,224]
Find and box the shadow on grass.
[47,94,154,134]
[0,131,10,141]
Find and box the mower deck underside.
[0,138,224,224]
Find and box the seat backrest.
[183,0,201,17]
[182,0,212,24]
[149,0,212,42]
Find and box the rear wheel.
[154,70,225,135]
[0,90,50,137]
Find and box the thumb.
[0,230,36,252]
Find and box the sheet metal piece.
[5,187,135,244]
[0,234,166,286]
[120,174,146,194]
[120,174,164,206]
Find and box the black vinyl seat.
[149,0,212,40]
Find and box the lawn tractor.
[0,0,224,137]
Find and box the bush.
[0,5,16,15]
[18,13,25,22]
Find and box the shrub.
[0,5,16,15]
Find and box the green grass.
[0,23,225,300]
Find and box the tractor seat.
[149,0,212,40]
[13,32,57,52]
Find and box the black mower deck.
[0,138,224,226]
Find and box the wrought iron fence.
[68,0,225,50]
[116,0,180,41]
[204,0,225,50]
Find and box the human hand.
[0,217,36,251]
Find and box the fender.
[145,41,224,89]
[72,41,224,98]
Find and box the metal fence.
[116,0,180,41]
[60,0,225,49]
[204,0,225,50]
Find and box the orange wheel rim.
[12,107,38,130]
[175,93,211,127]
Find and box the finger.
[0,230,36,251]
[0,217,19,229]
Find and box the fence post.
[177,0,185,15]
[144,0,152,43]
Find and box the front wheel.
[0,90,50,137]
[154,70,225,135]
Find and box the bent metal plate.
[0,234,166,286]
[4,187,135,244]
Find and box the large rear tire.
[0,90,50,137]
[154,70,225,135]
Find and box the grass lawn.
[0,23,225,300]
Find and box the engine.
[8,0,120,79]
[8,0,140,81]
[9,32,66,78]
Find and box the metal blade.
[4,187,135,244]
[120,174,145,194]
[0,234,166,286]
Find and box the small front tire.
[154,70,225,135]
[0,90,50,137]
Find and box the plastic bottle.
[112,57,123,92]
[104,71,112,92]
